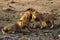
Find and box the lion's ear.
[26,8,35,12]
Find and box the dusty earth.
[0,0,60,40]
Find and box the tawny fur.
[1,8,36,34]
[1,8,57,34]
[39,13,56,28]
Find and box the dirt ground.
[0,0,60,40]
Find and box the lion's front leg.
[50,20,54,28]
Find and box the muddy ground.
[0,0,60,40]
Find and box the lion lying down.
[1,8,57,34]
[1,8,35,34]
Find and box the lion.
[31,12,57,28]
[1,8,36,34]
[39,13,57,28]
